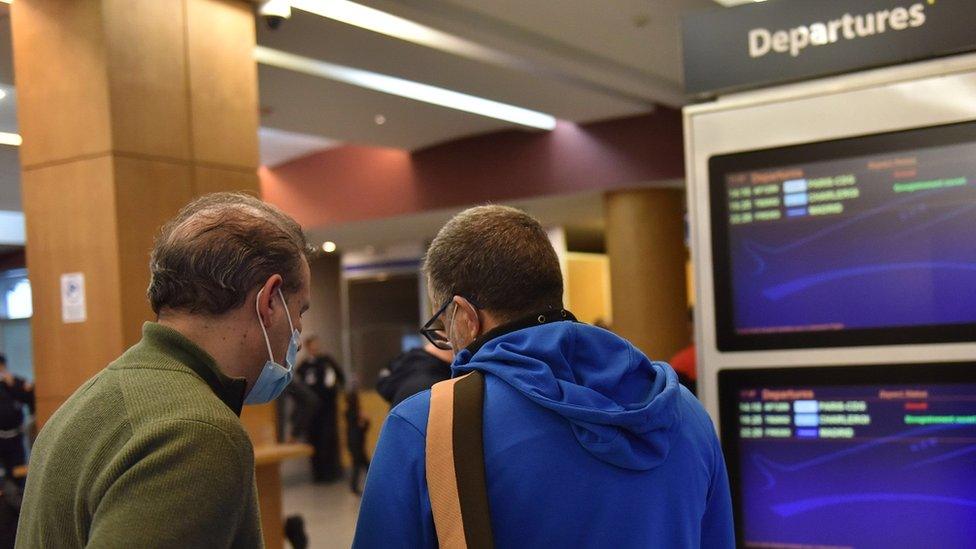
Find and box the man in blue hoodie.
[354,205,734,548]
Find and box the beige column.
[604,189,690,360]
[12,2,300,547]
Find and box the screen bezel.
[718,362,976,548]
[709,120,976,352]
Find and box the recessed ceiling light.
[374,114,386,125]
[254,46,557,130]
[322,241,338,253]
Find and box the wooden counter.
[255,443,314,466]
[254,443,314,549]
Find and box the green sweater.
[16,323,263,548]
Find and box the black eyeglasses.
[420,297,455,350]
[420,296,479,351]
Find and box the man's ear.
[256,274,284,324]
[452,296,481,341]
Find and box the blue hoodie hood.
[453,320,681,471]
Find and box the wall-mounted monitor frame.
[718,362,976,548]
[709,121,976,352]
[685,53,976,419]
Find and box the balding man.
[17,193,311,549]
[355,205,733,548]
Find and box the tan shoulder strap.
[426,371,494,549]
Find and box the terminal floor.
[282,459,362,548]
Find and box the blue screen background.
[727,142,976,334]
[736,383,976,548]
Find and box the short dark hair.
[0,354,5,365]
[148,192,310,316]
[424,205,563,321]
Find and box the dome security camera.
[258,0,291,30]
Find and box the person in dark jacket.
[375,343,453,408]
[344,390,370,495]
[296,336,345,482]
[276,377,320,443]
[0,355,33,486]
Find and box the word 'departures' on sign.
[749,3,926,58]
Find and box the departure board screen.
[720,364,976,549]
[709,122,976,351]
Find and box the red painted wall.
[261,108,684,229]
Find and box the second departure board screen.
[719,364,976,549]
[709,122,976,351]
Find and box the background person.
[354,205,733,548]
[16,193,311,548]
[344,390,371,495]
[297,335,345,483]
[668,309,698,396]
[375,342,453,408]
[0,354,33,487]
[276,374,321,444]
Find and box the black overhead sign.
[683,0,976,97]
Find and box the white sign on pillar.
[60,272,87,324]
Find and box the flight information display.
[710,122,976,350]
[720,365,976,549]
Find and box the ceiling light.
[0,132,22,147]
[322,241,338,253]
[290,0,463,50]
[286,0,531,91]
[288,0,659,106]
[712,0,767,5]
[374,114,386,125]
[0,90,7,101]
[254,46,557,130]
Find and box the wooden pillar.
[604,189,689,360]
[12,2,294,548]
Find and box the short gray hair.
[148,192,310,316]
[425,205,563,321]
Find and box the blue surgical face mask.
[245,287,300,405]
